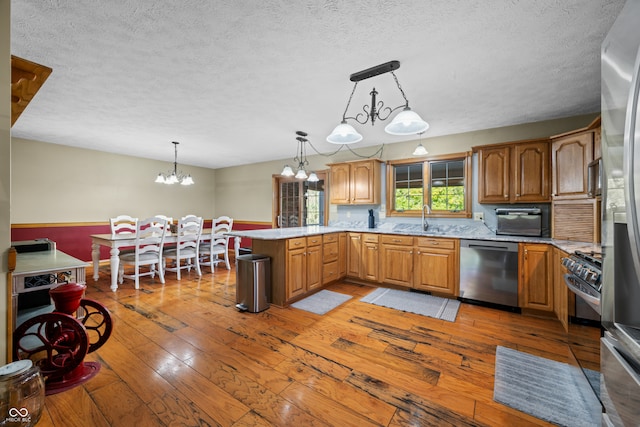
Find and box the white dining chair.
[117,216,167,289]
[110,215,138,237]
[151,215,173,231]
[164,215,203,280]
[199,216,234,271]
[110,214,138,255]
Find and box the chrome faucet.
[422,204,431,231]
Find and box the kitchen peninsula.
[227,223,600,311]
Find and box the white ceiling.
[10,0,625,170]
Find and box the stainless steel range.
[562,250,602,317]
[561,250,603,414]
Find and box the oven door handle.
[564,274,601,315]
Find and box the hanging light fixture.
[155,141,194,185]
[327,60,429,144]
[281,131,317,181]
[412,131,428,156]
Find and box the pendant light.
[412,131,428,156]
[155,141,194,185]
[327,61,429,144]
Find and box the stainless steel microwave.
[588,158,602,197]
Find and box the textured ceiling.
[10,0,625,169]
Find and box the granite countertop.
[226,222,601,254]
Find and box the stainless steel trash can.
[236,254,270,312]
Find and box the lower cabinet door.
[287,247,306,299]
[414,248,457,295]
[361,242,379,282]
[306,244,322,291]
[380,244,413,287]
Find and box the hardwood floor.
[33,263,570,426]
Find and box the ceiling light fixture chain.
[154,141,194,186]
[390,71,409,108]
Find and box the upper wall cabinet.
[474,138,551,204]
[328,159,382,205]
[551,130,594,200]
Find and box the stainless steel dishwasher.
[459,239,519,308]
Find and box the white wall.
[10,114,600,226]
[1,0,11,364]
[11,138,217,223]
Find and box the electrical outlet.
[474,212,484,221]
[346,211,351,218]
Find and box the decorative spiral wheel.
[13,312,89,379]
[77,298,113,353]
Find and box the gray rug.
[493,346,601,427]
[360,288,460,322]
[290,290,352,315]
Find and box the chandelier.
[326,60,429,144]
[154,141,194,185]
[281,131,319,182]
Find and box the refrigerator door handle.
[624,43,640,278]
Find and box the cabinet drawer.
[287,237,307,250]
[324,241,339,262]
[323,233,338,243]
[362,233,379,243]
[323,260,339,284]
[307,235,322,247]
[416,237,456,250]
[381,235,414,246]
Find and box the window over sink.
[386,152,472,218]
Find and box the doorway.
[273,172,328,228]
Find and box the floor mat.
[360,287,460,322]
[493,345,601,427]
[290,289,352,315]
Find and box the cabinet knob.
[504,194,508,198]
[516,193,520,197]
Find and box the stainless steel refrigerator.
[601,1,640,425]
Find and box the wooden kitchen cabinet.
[553,247,569,332]
[380,235,414,287]
[286,238,307,300]
[347,233,362,277]
[285,236,322,301]
[361,234,380,282]
[413,237,459,296]
[322,233,341,285]
[476,145,510,203]
[519,243,553,311]
[328,159,382,204]
[306,237,323,292]
[475,138,550,203]
[338,233,347,277]
[551,131,593,199]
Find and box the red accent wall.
[11,221,273,261]
[233,222,272,249]
[11,224,111,262]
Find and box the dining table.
[90,230,241,291]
